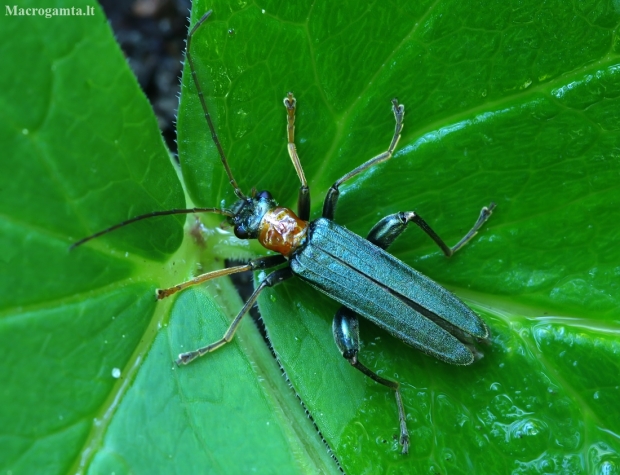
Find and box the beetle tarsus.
[176,352,194,365]
[395,388,410,454]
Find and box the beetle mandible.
[73,10,495,454]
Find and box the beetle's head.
[228,190,277,240]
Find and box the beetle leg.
[158,254,286,299]
[176,266,293,365]
[367,204,496,256]
[323,99,405,220]
[332,306,410,454]
[283,93,311,221]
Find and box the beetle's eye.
[234,225,249,239]
[256,190,272,201]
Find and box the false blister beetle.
[72,10,495,454]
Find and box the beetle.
[72,10,495,454]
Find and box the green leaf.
[181,0,620,473]
[3,0,620,474]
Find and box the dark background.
[100,0,191,155]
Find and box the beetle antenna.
[70,207,233,250]
[187,10,246,199]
